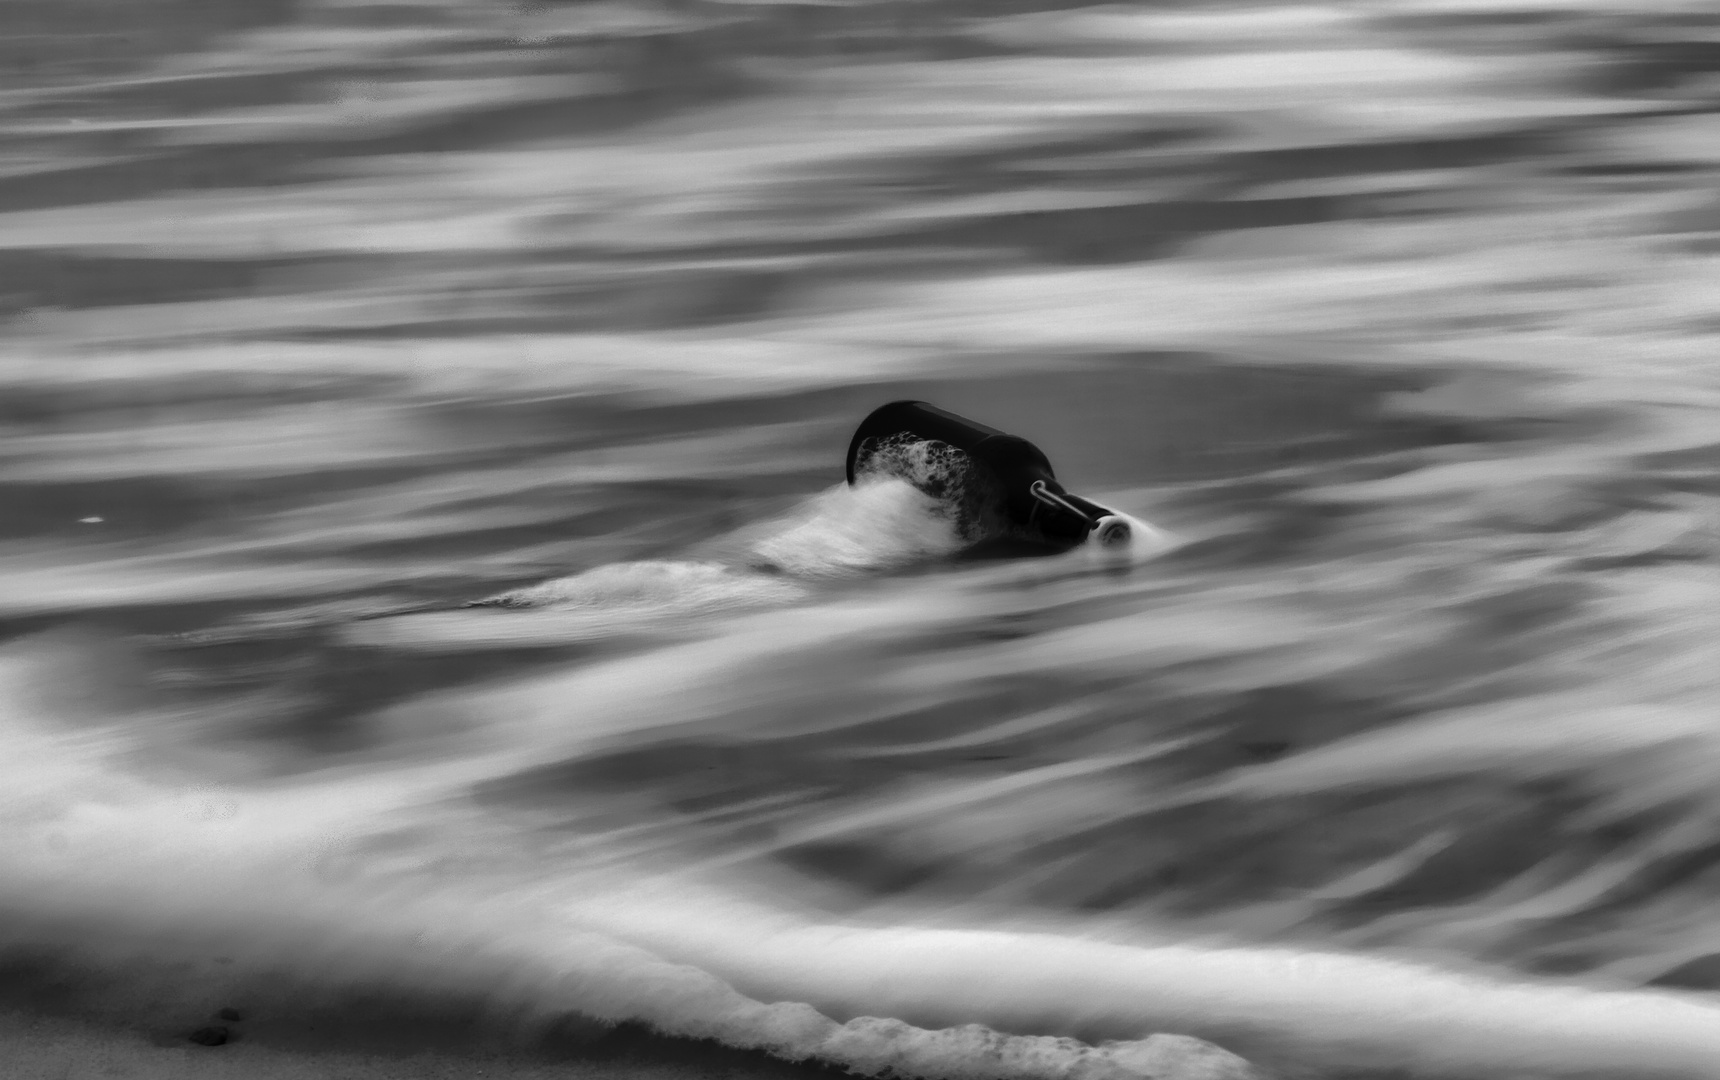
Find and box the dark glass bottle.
[845,400,1125,550]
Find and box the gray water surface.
[4,3,1720,1078]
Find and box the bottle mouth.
[1091,516,1133,547]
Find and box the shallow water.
[4,1,1720,1078]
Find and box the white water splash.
[480,559,808,612]
[751,478,969,578]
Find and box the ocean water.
[4,1,1720,1078]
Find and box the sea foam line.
[571,883,1720,1080]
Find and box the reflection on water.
[4,1,1720,1078]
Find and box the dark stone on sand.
[216,1007,244,1022]
[188,1025,230,1046]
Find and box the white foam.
[573,883,1720,1080]
[457,477,969,626]
[479,559,807,612]
[750,479,967,577]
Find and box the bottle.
[845,400,1130,550]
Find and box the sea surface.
[4,2,1720,1078]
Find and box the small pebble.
[188,1026,230,1047]
[216,1007,244,1022]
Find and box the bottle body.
[845,400,1117,549]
